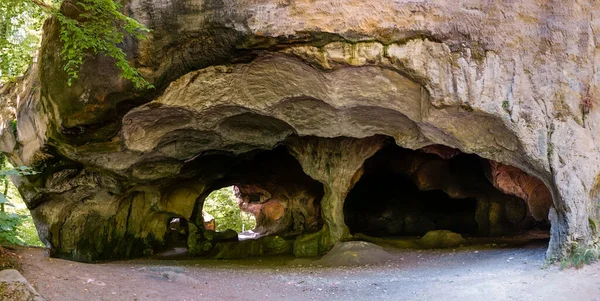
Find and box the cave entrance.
[202,186,257,235]
[191,146,324,242]
[344,143,551,243]
[175,146,325,258]
[167,217,189,247]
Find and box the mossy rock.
[211,240,262,259]
[418,230,467,249]
[0,269,44,300]
[314,241,394,266]
[262,236,293,255]
[210,235,294,259]
[187,223,206,256]
[293,231,322,257]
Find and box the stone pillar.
[286,136,384,252]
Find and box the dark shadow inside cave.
[344,143,551,239]
[345,173,479,236]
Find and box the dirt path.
[16,241,600,301]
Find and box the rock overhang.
[1,0,599,262]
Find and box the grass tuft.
[560,240,600,269]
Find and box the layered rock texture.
[1,0,600,261]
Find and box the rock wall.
[1,0,600,261]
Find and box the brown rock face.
[1,0,599,261]
[487,161,553,221]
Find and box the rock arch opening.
[166,217,189,247]
[344,143,551,243]
[202,186,256,235]
[175,146,325,258]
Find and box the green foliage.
[0,212,24,245]
[9,119,17,134]
[0,155,43,247]
[560,239,600,269]
[203,187,256,233]
[0,0,45,81]
[0,0,151,89]
[13,207,44,247]
[55,0,152,88]
[502,100,510,112]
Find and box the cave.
[345,143,551,241]
[4,2,596,262]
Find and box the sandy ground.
[15,240,600,301]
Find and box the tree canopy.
[0,0,151,88]
[203,187,256,233]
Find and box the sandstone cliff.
[1,0,599,261]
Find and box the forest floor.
[13,239,600,301]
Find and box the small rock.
[314,241,394,267]
[0,269,44,301]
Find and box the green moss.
[382,44,389,58]
[502,100,510,113]
[209,235,294,259]
[0,281,37,300]
[293,231,323,257]
[589,218,598,234]
[469,41,487,63]
[9,119,17,135]
[418,230,466,249]
[59,212,165,262]
[262,236,292,255]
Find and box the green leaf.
[2,0,152,89]
[0,194,8,204]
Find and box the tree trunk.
[1,177,8,212]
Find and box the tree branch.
[29,0,53,11]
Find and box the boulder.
[314,241,395,267]
[293,231,323,258]
[0,269,44,301]
[418,230,467,249]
